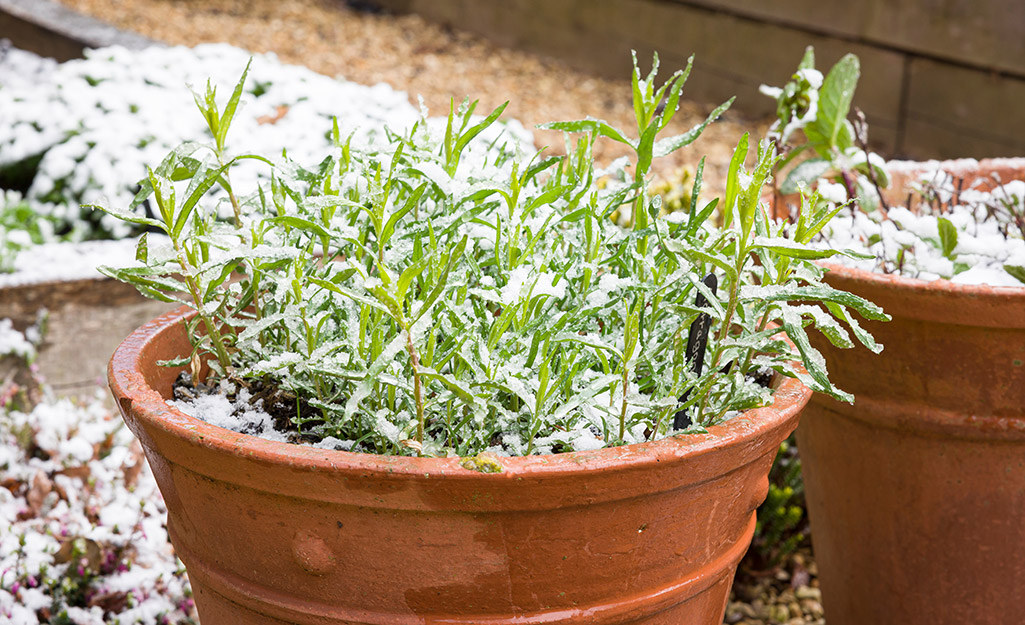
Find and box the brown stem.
[405,330,425,453]
[619,366,629,443]
[853,108,889,214]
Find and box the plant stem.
[404,329,425,454]
[170,238,233,372]
[696,249,746,422]
[740,310,773,373]
[212,148,245,229]
[619,366,629,443]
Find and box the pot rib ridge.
[169,515,756,625]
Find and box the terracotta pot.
[768,156,1025,218]
[798,159,1025,625]
[108,307,811,625]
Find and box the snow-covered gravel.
[0,42,533,286]
[0,327,195,625]
[0,43,430,238]
[819,164,1025,287]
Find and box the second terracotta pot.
[799,159,1025,625]
[108,308,811,625]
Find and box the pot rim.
[818,262,1025,329]
[108,307,811,481]
[819,261,1025,298]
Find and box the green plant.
[96,53,887,458]
[909,173,1025,284]
[761,46,890,213]
[0,191,61,273]
[750,436,808,570]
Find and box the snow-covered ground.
[0,42,533,284]
[0,239,141,288]
[0,43,423,238]
[0,325,196,625]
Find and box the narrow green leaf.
[553,332,624,360]
[686,198,719,239]
[663,240,738,282]
[202,259,242,302]
[381,182,427,245]
[781,158,831,195]
[397,255,431,302]
[217,59,252,150]
[157,356,192,367]
[309,277,390,314]
[780,307,852,403]
[270,215,332,239]
[86,204,164,231]
[174,160,235,238]
[420,368,475,403]
[937,217,958,259]
[723,133,749,228]
[1005,265,1025,284]
[454,101,509,158]
[630,50,646,129]
[652,97,733,159]
[656,57,693,131]
[135,233,148,263]
[539,119,633,147]
[413,236,467,323]
[796,194,848,243]
[824,301,883,354]
[745,282,889,321]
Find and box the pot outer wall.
[798,158,1025,625]
[800,260,1025,624]
[108,308,811,625]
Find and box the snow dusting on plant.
[0,43,532,290]
[817,162,1025,287]
[761,48,1025,288]
[98,53,887,459]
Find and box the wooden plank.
[0,0,154,60]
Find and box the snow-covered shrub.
[0,191,62,274]
[0,43,532,241]
[760,49,1025,287]
[98,54,886,458]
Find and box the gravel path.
[51,0,766,193]
[727,550,827,625]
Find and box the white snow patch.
[0,393,194,623]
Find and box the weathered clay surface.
[108,307,810,625]
[0,277,172,399]
[798,160,1025,625]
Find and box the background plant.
[749,436,808,570]
[760,47,890,214]
[0,348,197,625]
[0,191,63,273]
[99,54,887,458]
[0,44,454,245]
[818,169,1025,285]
